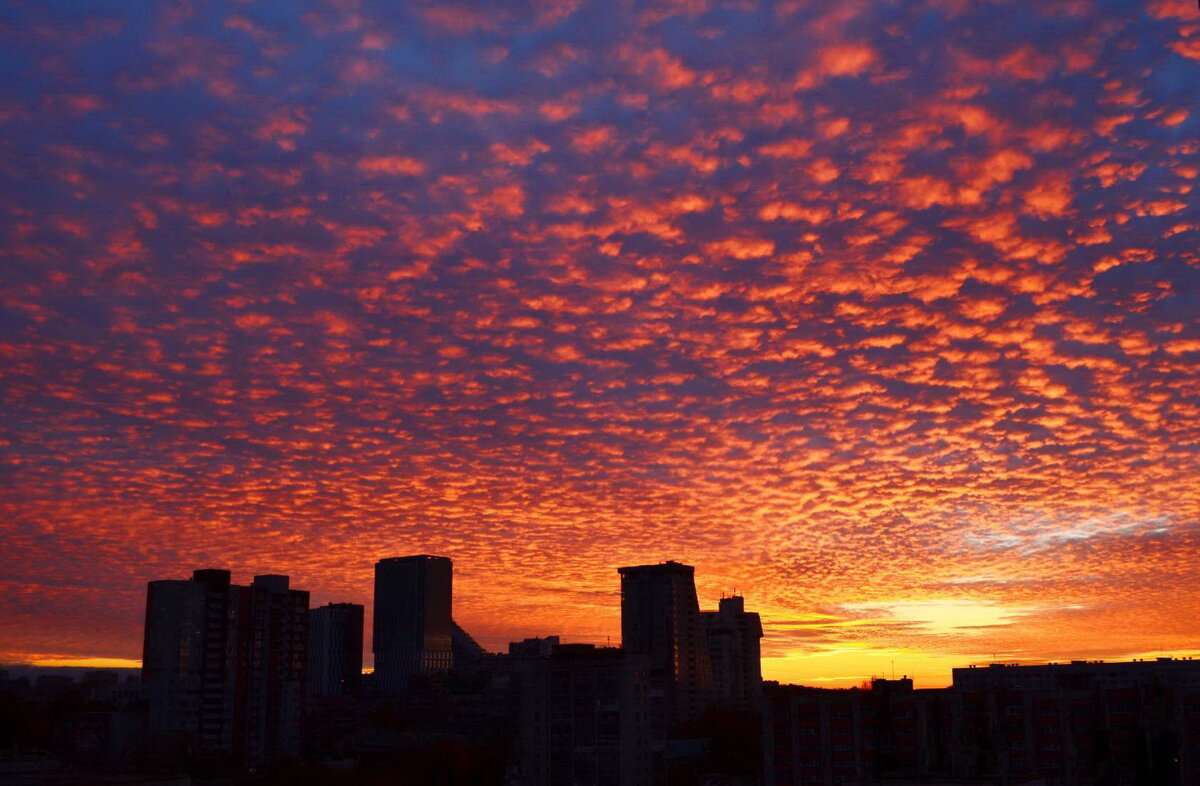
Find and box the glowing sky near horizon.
[1,0,1199,687]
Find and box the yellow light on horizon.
[28,657,143,669]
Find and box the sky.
[1,0,1198,688]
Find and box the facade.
[618,561,714,724]
[762,678,953,786]
[142,569,308,771]
[143,569,239,757]
[515,642,622,786]
[764,659,1200,786]
[372,555,453,693]
[618,561,715,785]
[950,658,1200,785]
[764,683,877,786]
[702,595,764,713]
[307,602,364,698]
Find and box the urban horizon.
[10,554,1200,691]
[10,554,1200,785]
[4,0,1200,721]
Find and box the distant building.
[950,658,1200,785]
[372,555,453,693]
[515,642,622,786]
[702,595,763,713]
[142,569,308,771]
[451,619,491,671]
[763,682,877,786]
[764,658,1200,786]
[763,677,953,786]
[618,560,715,785]
[509,635,561,659]
[83,671,142,709]
[33,674,78,697]
[307,602,363,698]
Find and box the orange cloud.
[357,155,426,176]
[795,43,877,89]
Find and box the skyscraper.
[241,574,308,768]
[701,595,763,712]
[619,560,714,722]
[618,561,714,785]
[372,555,453,693]
[142,569,308,770]
[307,602,364,698]
[143,569,238,757]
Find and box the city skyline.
[7,553,1197,691]
[10,560,1200,784]
[3,0,1200,692]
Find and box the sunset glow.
[2,0,1199,688]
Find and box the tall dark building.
[372,555,453,693]
[307,602,364,698]
[618,561,714,785]
[619,561,714,723]
[144,569,238,756]
[142,569,308,770]
[702,595,764,712]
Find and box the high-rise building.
[242,574,308,768]
[619,561,714,723]
[372,555,453,693]
[702,595,763,712]
[144,569,237,756]
[307,602,364,698]
[142,569,308,770]
[618,561,714,785]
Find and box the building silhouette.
[110,555,1200,784]
[307,602,363,698]
[702,595,764,713]
[142,569,308,770]
[618,561,715,785]
[763,658,1200,786]
[509,635,561,659]
[619,561,714,723]
[372,555,453,693]
[514,641,622,786]
[951,658,1200,785]
[452,619,492,670]
[763,677,953,785]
